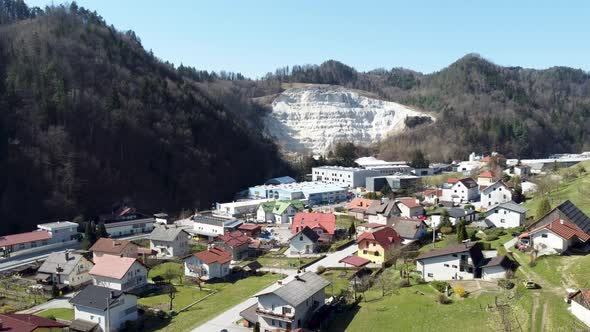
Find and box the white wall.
[531,229,569,256]
[571,300,590,328]
[184,256,229,279]
[65,258,94,287]
[416,254,475,281]
[257,289,325,331]
[106,220,155,237]
[289,235,317,255]
[74,294,138,332]
[92,262,147,291]
[482,265,506,280]
[481,184,512,208]
[194,222,224,237]
[150,234,190,258]
[486,208,524,228]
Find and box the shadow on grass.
[324,304,361,331]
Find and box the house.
[477,170,496,185]
[357,222,386,233]
[392,218,428,241]
[441,177,479,203]
[365,200,401,225]
[89,255,147,291]
[256,200,305,224]
[422,189,442,205]
[365,175,420,192]
[484,202,528,228]
[0,221,79,258]
[255,272,330,331]
[291,213,336,242]
[507,164,531,179]
[238,223,262,238]
[89,238,138,263]
[529,218,590,256]
[416,242,485,281]
[70,285,138,332]
[36,250,94,287]
[288,227,320,255]
[0,313,67,331]
[212,231,251,260]
[480,181,513,209]
[346,198,378,220]
[526,200,590,235]
[356,227,402,265]
[430,208,478,227]
[184,247,232,280]
[149,226,190,258]
[193,213,243,240]
[568,289,590,327]
[99,206,155,237]
[395,198,424,218]
[481,255,514,280]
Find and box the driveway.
[504,237,518,250]
[18,294,74,314]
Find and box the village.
[1,152,590,332]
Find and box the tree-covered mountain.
[0,1,289,235]
[262,55,590,162]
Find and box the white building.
[248,182,347,205]
[36,221,79,243]
[70,285,138,332]
[441,178,479,203]
[416,242,484,281]
[481,181,513,209]
[354,157,407,168]
[193,214,243,240]
[103,218,155,238]
[149,226,191,258]
[36,250,94,287]
[215,199,273,218]
[89,255,147,291]
[395,198,424,218]
[568,290,590,328]
[288,227,319,255]
[184,247,232,280]
[255,272,329,331]
[484,202,528,228]
[256,200,305,224]
[530,219,590,256]
[363,164,412,176]
[0,221,80,258]
[481,255,512,280]
[312,166,378,188]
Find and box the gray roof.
[37,221,78,229]
[70,285,126,311]
[290,226,320,242]
[239,303,258,323]
[417,242,479,260]
[258,272,330,307]
[69,319,99,332]
[489,201,528,214]
[482,255,514,269]
[193,214,238,226]
[366,200,400,217]
[38,251,87,276]
[393,219,426,239]
[149,226,189,242]
[447,208,476,219]
[104,217,154,229]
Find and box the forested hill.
[262,57,590,161]
[0,2,288,235]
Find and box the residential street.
[192,244,359,332]
[18,293,74,314]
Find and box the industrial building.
[365,175,420,192]
[312,166,378,188]
[248,182,348,205]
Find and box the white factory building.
[312,166,378,188]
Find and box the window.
[501,219,505,223]
[283,307,291,314]
[444,264,449,267]
[541,234,548,238]
[452,254,457,257]
[452,265,457,268]
[271,319,275,326]
[374,251,380,256]
[427,273,433,277]
[363,250,368,254]
[299,236,303,241]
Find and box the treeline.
[0,1,289,235]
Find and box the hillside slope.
[0,3,288,234]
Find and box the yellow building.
[356,227,402,264]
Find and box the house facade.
[481,181,512,209]
[149,226,190,258]
[346,198,378,220]
[366,200,401,225]
[193,214,243,240]
[441,178,479,203]
[256,200,305,224]
[36,250,94,287]
[70,286,138,332]
[484,202,527,228]
[396,198,424,218]
[530,219,590,256]
[416,242,484,281]
[288,227,320,255]
[184,247,232,280]
[255,272,330,331]
[89,256,147,291]
[213,231,250,260]
[356,227,402,264]
[89,238,138,263]
[392,218,428,241]
[291,212,336,242]
[568,290,590,328]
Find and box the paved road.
[0,243,82,273]
[192,244,359,332]
[504,237,518,250]
[18,293,74,314]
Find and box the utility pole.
[105,293,110,332]
[432,224,436,249]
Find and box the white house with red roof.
[530,219,590,256]
[477,170,496,185]
[291,212,336,242]
[422,188,442,205]
[89,238,138,263]
[184,247,232,280]
[441,177,479,203]
[89,255,147,291]
[395,198,424,218]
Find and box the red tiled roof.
[89,255,141,280]
[217,231,250,248]
[194,247,232,264]
[346,198,378,211]
[447,178,459,184]
[89,238,136,255]
[531,219,590,242]
[0,313,66,331]
[423,189,442,197]
[0,231,52,248]
[357,227,402,250]
[339,255,371,267]
[479,170,495,178]
[397,198,421,208]
[238,223,262,231]
[292,213,336,235]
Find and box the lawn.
[37,308,74,321]
[418,233,458,253]
[152,272,283,332]
[256,256,316,269]
[148,262,184,282]
[139,286,210,311]
[336,215,360,229]
[321,269,357,297]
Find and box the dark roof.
[482,255,514,269]
[243,261,263,272]
[417,242,482,261]
[487,201,528,215]
[447,208,476,219]
[70,285,126,311]
[393,218,426,239]
[365,200,400,217]
[290,226,320,242]
[216,231,250,248]
[69,319,99,332]
[258,272,330,307]
[0,314,66,331]
[103,217,154,229]
[458,177,478,189]
[239,303,258,323]
[193,214,239,226]
[528,200,590,233]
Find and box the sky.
[26,0,590,79]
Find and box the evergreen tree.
[381,182,392,197]
[96,222,109,239]
[409,149,429,169]
[536,198,551,218]
[457,221,468,242]
[83,221,97,249]
[439,210,452,228]
[348,221,356,239]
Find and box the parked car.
[523,279,537,289]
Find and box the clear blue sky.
[27,0,590,78]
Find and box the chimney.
[65,250,70,261]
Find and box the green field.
[37,308,74,321]
[148,262,184,283]
[139,285,210,311]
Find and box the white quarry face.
[264,85,434,154]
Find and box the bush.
[484,235,499,241]
[453,285,467,298]
[528,260,537,268]
[464,204,474,210]
[437,293,452,304]
[431,280,450,293]
[440,226,453,235]
[316,266,326,274]
[416,277,426,285]
[467,229,477,241]
[399,279,411,288]
[480,242,492,250]
[497,279,515,289]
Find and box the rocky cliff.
[264,85,434,154]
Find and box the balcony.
[255,307,295,321]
